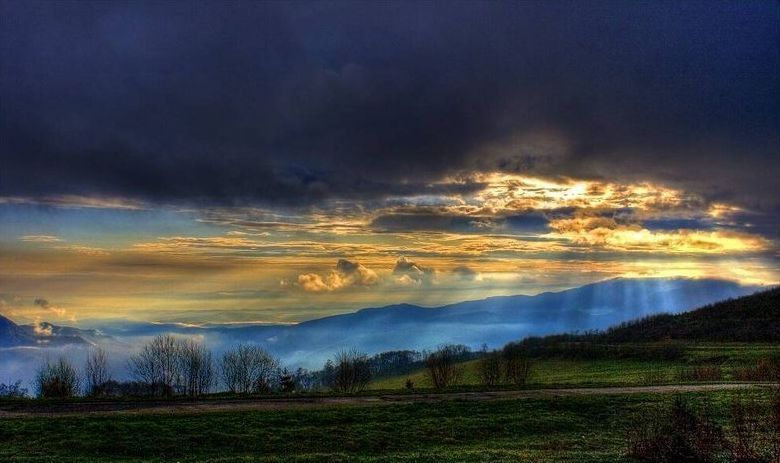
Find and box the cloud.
[2,196,145,210]
[33,298,67,318]
[0,2,776,214]
[19,235,62,243]
[452,266,481,281]
[392,257,435,286]
[32,319,53,336]
[547,216,769,253]
[296,259,379,292]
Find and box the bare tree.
[220,344,279,394]
[84,347,111,396]
[503,343,532,386]
[36,357,80,398]
[425,345,463,389]
[477,350,502,387]
[330,349,372,393]
[178,339,214,397]
[0,381,28,398]
[128,334,182,396]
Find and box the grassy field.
[0,389,774,463]
[370,343,780,390]
[1,342,777,462]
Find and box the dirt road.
[1,383,773,417]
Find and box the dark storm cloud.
[1,1,778,210]
[371,212,550,233]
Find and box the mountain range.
[0,315,108,348]
[0,278,767,367]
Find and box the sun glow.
[1,171,776,323]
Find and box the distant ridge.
[602,286,780,342]
[0,314,34,347]
[1,278,766,367]
[0,314,109,348]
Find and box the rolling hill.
[0,314,35,347]
[89,277,763,367]
[0,314,108,348]
[602,286,780,342]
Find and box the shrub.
[128,335,216,396]
[178,339,214,397]
[503,343,532,386]
[36,358,80,398]
[329,349,372,393]
[128,335,182,396]
[733,356,780,382]
[727,395,771,463]
[477,351,502,387]
[220,344,280,394]
[279,369,296,393]
[0,381,28,398]
[84,348,111,396]
[628,395,722,463]
[676,364,722,382]
[425,345,464,389]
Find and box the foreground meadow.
[1,389,777,463]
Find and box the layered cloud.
[1,2,777,212]
[0,2,777,323]
[296,259,379,292]
[33,298,67,318]
[392,257,435,286]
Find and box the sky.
[0,0,778,326]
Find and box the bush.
[220,344,280,394]
[0,381,28,398]
[84,348,111,396]
[727,395,771,463]
[733,357,780,382]
[178,339,214,397]
[425,345,464,389]
[477,351,502,387]
[628,395,722,463]
[329,349,372,393]
[128,335,182,396]
[36,358,80,398]
[128,335,216,396]
[676,365,722,382]
[503,343,532,386]
[279,369,296,393]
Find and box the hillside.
[0,315,34,347]
[602,287,780,342]
[0,315,108,348]
[92,277,760,367]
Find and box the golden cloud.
[547,216,768,253]
[296,259,379,292]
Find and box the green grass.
[1,390,772,462]
[370,343,780,390]
[371,358,680,389]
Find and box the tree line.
[0,336,514,399]
[29,335,319,399]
